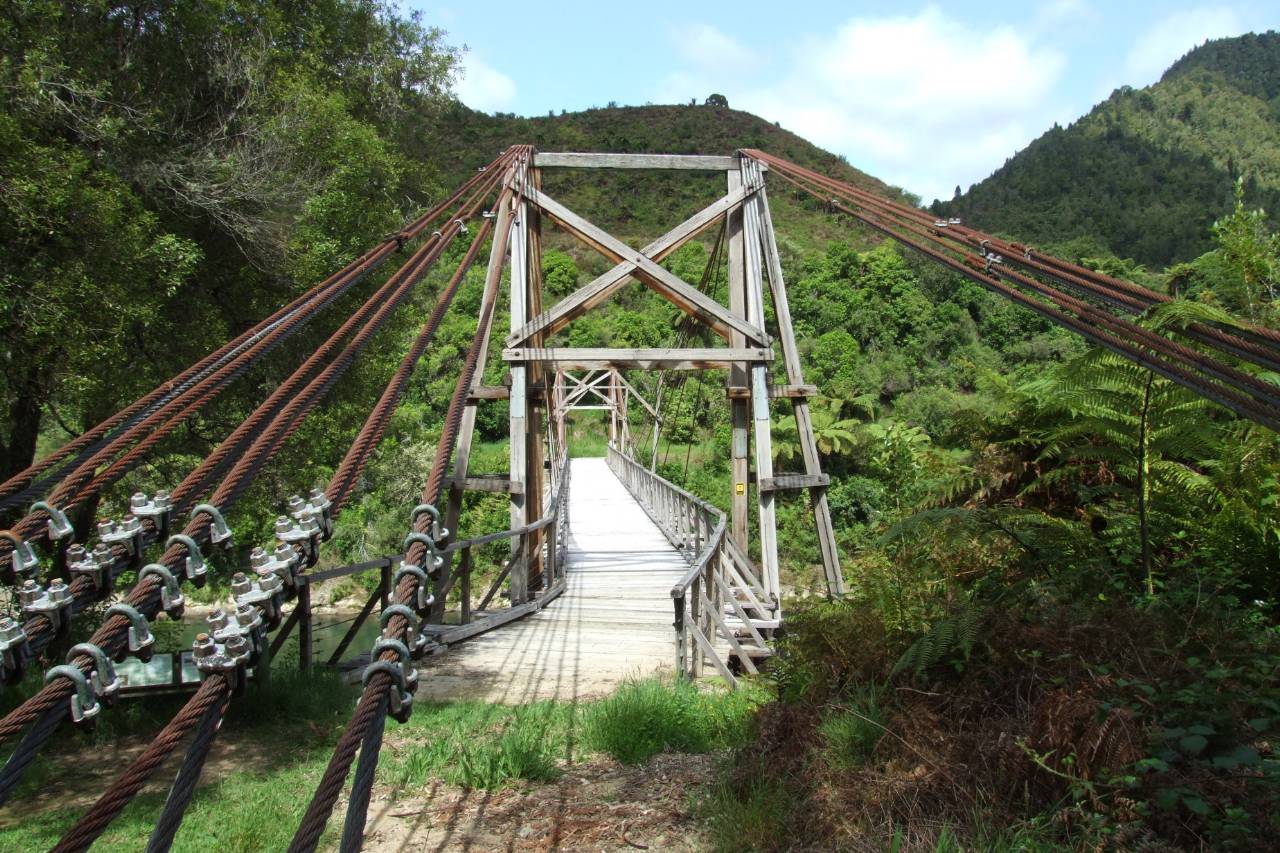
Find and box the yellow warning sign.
[735,482,746,495]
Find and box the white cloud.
[724,6,1067,202]
[1123,6,1244,85]
[672,23,754,72]
[455,54,516,113]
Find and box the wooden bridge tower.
[441,151,844,617]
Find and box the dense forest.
[938,31,1280,268]
[1,4,1278,851]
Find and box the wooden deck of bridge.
[415,457,688,703]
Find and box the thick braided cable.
[169,159,508,516]
[143,691,228,853]
[287,151,528,852]
[50,676,228,853]
[0,158,517,749]
[0,704,66,805]
[759,160,1280,430]
[338,691,390,853]
[327,217,496,513]
[1,166,493,555]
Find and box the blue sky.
[411,1,1278,203]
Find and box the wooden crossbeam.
[533,152,740,170]
[468,385,510,400]
[503,347,771,371]
[520,187,769,346]
[446,475,523,495]
[759,473,830,492]
[507,185,754,345]
[725,383,818,400]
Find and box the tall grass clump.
[584,677,761,765]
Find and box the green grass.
[583,677,763,765]
[384,699,575,790]
[0,675,763,851]
[697,775,795,853]
[819,686,886,770]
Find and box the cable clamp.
[44,664,100,724]
[231,571,283,630]
[933,219,949,228]
[104,602,155,661]
[482,210,496,219]
[979,239,990,257]
[948,217,962,226]
[275,510,320,567]
[393,563,433,613]
[1,530,41,582]
[67,642,120,705]
[362,660,414,724]
[98,514,144,562]
[454,218,468,234]
[166,533,207,584]
[129,491,173,539]
[207,604,264,666]
[191,503,233,547]
[402,531,444,575]
[139,563,185,619]
[30,501,73,541]
[251,543,300,589]
[191,632,247,688]
[380,603,427,657]
[410,504,448,544]
[0,617,31,685]
[984,254,1004,274]
[477,166,487,172]
[372,636,420,694]
[19,579,73,634]
[301,488,333,541]
[66,543,111,598]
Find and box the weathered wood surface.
[416,458,691,703]
[533,152,739,170]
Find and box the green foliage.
[819,687,886,769]
[583,677,761,765]
[891,607,982,678]
[938,32,1280,266]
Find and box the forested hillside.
[1,4,1278,852]
[937,31,1280,267]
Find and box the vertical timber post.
[509,159,531,605]
[739,158,781,608]
[526,163,547,591]
[437,176,514,622]
[748,157,844,595]
[726,168,751,558]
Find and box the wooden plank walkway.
[415,457,687,703]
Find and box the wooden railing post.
[299,581,313,673]
[460,546,472,624]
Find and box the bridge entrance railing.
[607,445,773,687]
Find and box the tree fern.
[891,606,983,678]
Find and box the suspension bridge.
[0,145,1278,851]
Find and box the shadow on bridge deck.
[413,457,688,705]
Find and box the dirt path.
[357,752,716,853]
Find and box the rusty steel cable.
[143,686,227,853]
[769,169,1280,413]
[746,150,1280,373]
[0,164,507,675]
[49,677,229,853]
[326,217,496,513]
[0,165,499,564]
[6,181,510,847]
[750,154,1280,430]
[288,153,528,853]
[0,153,517,746]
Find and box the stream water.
[114,608,385,689]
